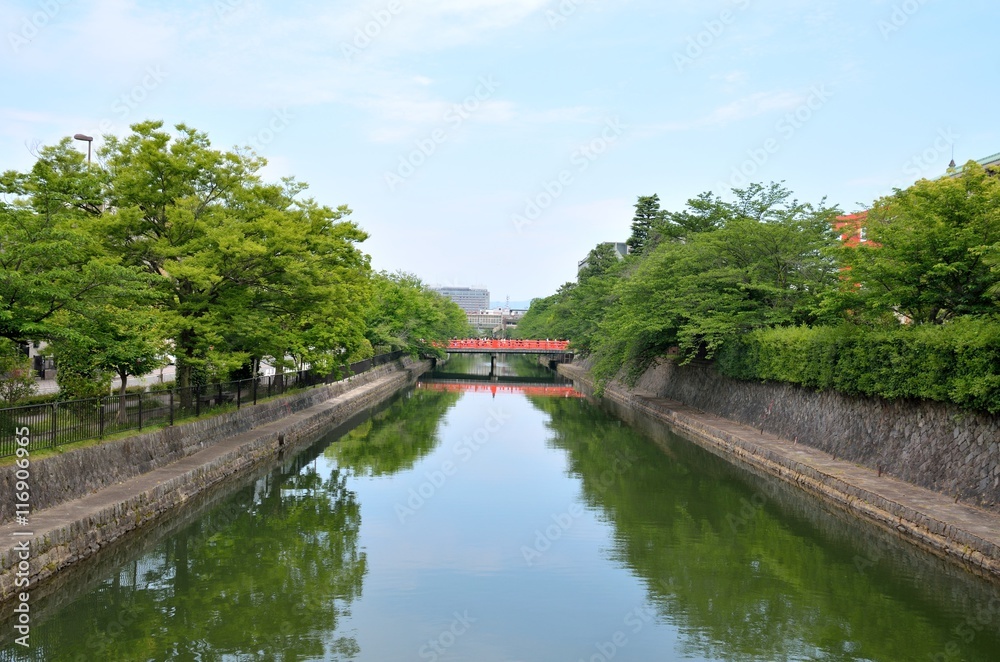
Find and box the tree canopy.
[0,122,467,396]
[0,140,151,347]
[520,166,1000,410]
[363,271,471,358]
[836,162,1000,324]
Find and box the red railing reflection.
[418,382,584,398]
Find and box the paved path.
[33,365,177,395]
[0,366,415,602]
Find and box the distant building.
[16,341,55,379]
[947,151,1000,177]
[433,287,490,314]
[467,310,504,332]
[946,153,1000,177]
[980,151,1000,169]
[833,212,869,247]
[837,150,1000,245]
[577,242,628,275]
[467,309,524,335]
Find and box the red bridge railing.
[442,339,571,351]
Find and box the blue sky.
[2,0,997,303]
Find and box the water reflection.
[530,395,1000,661]
[4,356,1000,661]
[430,352,559,380]
[325,388,460,477]
[1,451,367,661]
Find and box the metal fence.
[0,351,405,459]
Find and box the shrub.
[716,318,1000,413]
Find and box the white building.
[433,287,491,314]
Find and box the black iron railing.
[0,351,405,459]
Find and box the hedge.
[715,318,1000,414]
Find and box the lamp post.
[73,133,93,164]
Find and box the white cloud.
[714,70,750,85]
[641,90,807,136]
[2,0,619,150]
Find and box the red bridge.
[444,339,571,354]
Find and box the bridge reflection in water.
[419,380,584,399]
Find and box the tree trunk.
[178,361,192,409]
[177,327,195,409]
[117,370,129,423]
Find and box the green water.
[2,356,999,661]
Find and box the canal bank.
[559,360,1000,583]
[0,357,429,602]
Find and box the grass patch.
[0,386,318,467]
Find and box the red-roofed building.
[833,211,869,247]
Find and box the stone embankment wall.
[0,358,428,601]
[0,359,427,525]
[616,358,1000,513]
[561,360,1000,580]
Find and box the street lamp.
[73,133,93,164]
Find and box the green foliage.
[515,242,626,351]
[593,183,840,383]
[626,194,663,256]
[0,139,151,346]
[363,271,471,358]
[98,121,372,385]
[577,242,624,282]
[0,340,36,406]
[49,306,165,399]
[836,162,1000,324]
[716,318,1000,413]
[53,343,112,401]
[0,122,484,417]
[656,190,729,240]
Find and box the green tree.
[577,242,624,281]
[0,340,35,406]
[516,242,627,348]
[594,184,840,381]
[363,272,470,357]
[838,162,1000,324]
[658,190,728,240]
[0,140,150,347]
[96,121,371,392]
[626,195,663,256]
[49,306,165,404]
[52,341,113,401]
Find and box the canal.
[2,354,1000,660]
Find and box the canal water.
[3,354,1000,661]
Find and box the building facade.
[835,150,998,246]
[833,212,868,247]
[947,151,1000,177]
[467,309,524,336]
[433,287,491,314]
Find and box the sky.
[2,0,998,304]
